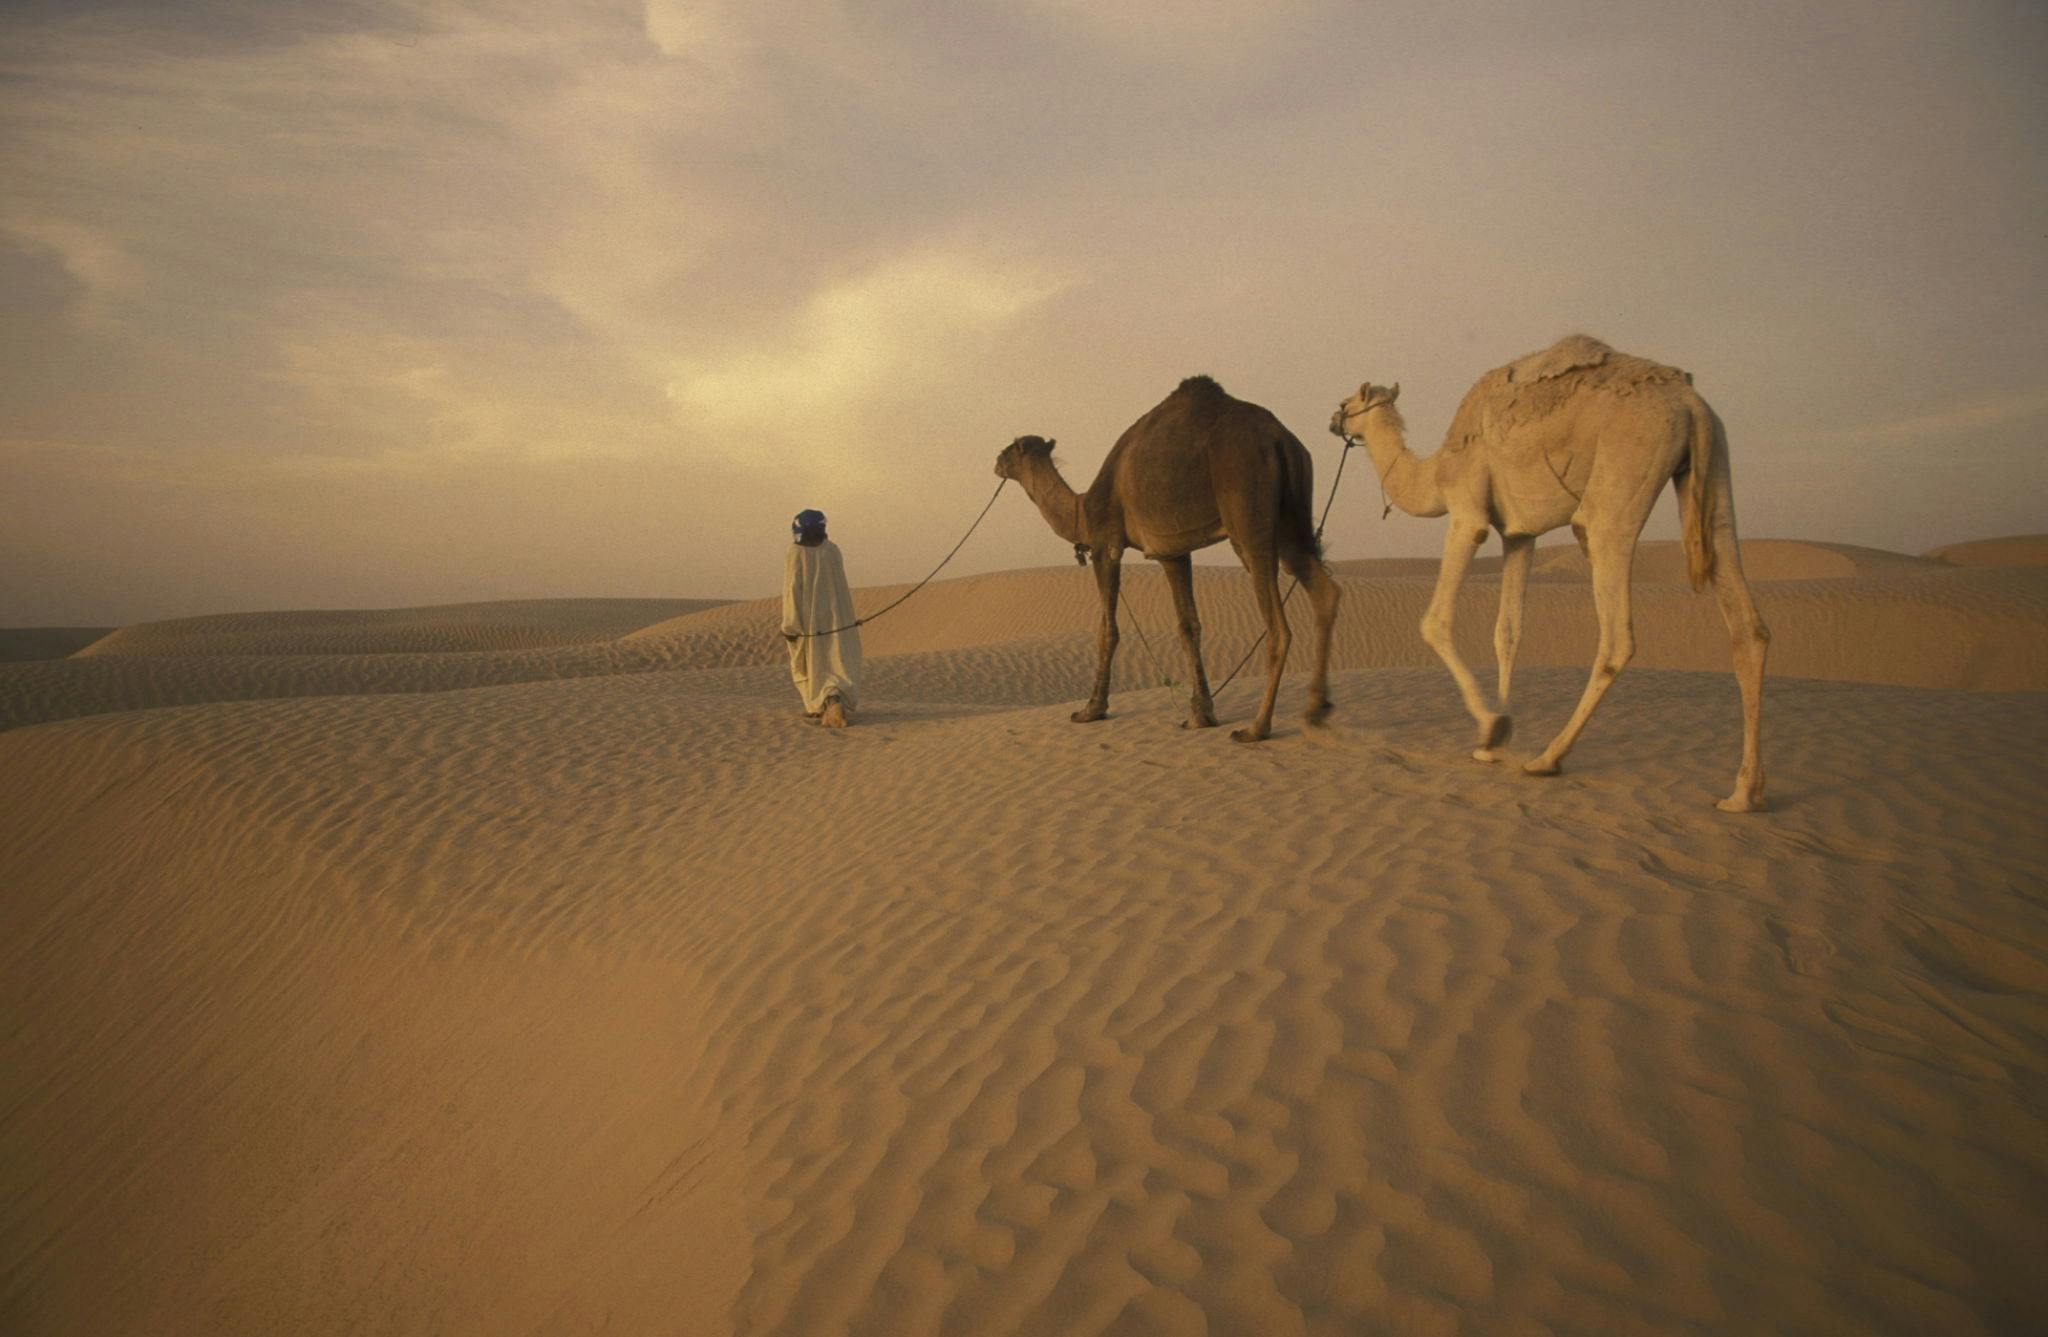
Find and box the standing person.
[781,508,862,727]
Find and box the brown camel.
[1330,335,1769,811]
[995,375,1341,741]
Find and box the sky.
[2,0,2044,625]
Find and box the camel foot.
[1522,757,1561,777]
[1471,747,1502,764]
[1230,724,1270,744]
[1480,714,1512,750]
[820,699,849,728]
[1181,713,1218,730]
[1070,706,1108,724]
[1304,698,1333,728]
[1716,782,1766,813]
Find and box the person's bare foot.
[820,696,849,728]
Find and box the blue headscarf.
[792,508,826,538]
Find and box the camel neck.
[1018,458,1086,544]
[1358,404,1447,518]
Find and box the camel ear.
[1389,382,1399,402]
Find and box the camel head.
[1330,382,1399,439]
[994,435,1055,480]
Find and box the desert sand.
[3,536,2046,1335]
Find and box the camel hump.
[1507,334,1613,383]
[1175,374,1229,399]
[1445,336,1690,455]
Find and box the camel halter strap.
[787,479,1008,639]
[1339,430,1391,520]
[1333,400,1392,521]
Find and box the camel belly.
[1490,447,1587,536]
[1134,518,1227,558]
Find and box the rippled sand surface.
[4,536,2045,1335]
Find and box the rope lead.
[787,479,1008,640]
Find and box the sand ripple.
[3,663,2044,1334]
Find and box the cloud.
[1020,0,1331,68]
[1,1,2045,621]
[641,0,753,65]
[664,246,1066,452]
[1,215,144,325]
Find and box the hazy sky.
[3,0,2043,624]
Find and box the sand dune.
[4,537,2047,1335]
[1924,532,2048,568]
[1523,537,1945,582]
[6,537,2043,735]
[77,596,726,658]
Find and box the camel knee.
[1598,634,1634,680]
[1420,612,1452,653]
[1728,624,1767,658]
[1177,618,1201,641]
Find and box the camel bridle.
[1330,399,1388,519]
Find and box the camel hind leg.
[1525,526,1636,776]
[1074,548,1122,723]
[1710,554,1768,811]
[1474,532,1533,761]
[1682,464,1770,811]
[1280,543,1341,726]
[1159,555,1217,728]
[1232,546,1291,743]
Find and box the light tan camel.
[1330,335,1769,811]
[996,375,1341,741]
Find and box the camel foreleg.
[1475,533,1532,761]
[1525,528,1635,775]
[1422,518,1509,753]
[1074,548,1122,723]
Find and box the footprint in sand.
[1766,918,1835,976]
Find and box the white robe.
[782,540,862,714]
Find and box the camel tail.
[1677,400,1720,591]
[1276,434,1323,559]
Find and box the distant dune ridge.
[0,627,113,662]
[1924,534,2048,568]
[2,537,2043,736]
[74,596,729,658]
[2,534,2046,1335]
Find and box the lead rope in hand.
[787,479,1008,639]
